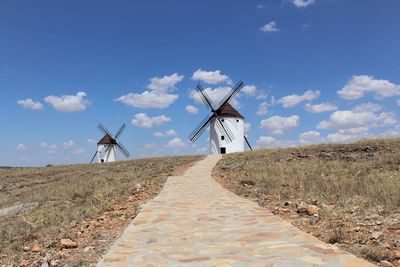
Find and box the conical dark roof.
[97,133,117,145]
[216,102,244,119]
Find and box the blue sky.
[1,0,400,166]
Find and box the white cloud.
[257,136,276,146]
[260,115,300,135]
[153,129,176,137]
[44,92,90,112]
[305,102,337,113]
[317,110,397,134]
[40,142,58,153]
[189,86,240,108]
[245,122,251,133]
[241,85,257,96]
[338,75,400,100]
[260,21,280,32]
[63,140,74,149]
[148,73,184,92]
[191,69,230,84]
[17,98,43,110]
[299,131,322,144]
[317,110,375,130]
[73,148,85,155]
[143,143,159,150]
[132,113,171,128]
[257,4,266,9]
[255,91,268,100]
[293,0,315,7]
[278,90,320,108]
[167,137,186,148]
[326,132,367,143]
[116,91,178,109]
[351,102,382,113]
[16,144,27,151]
[377,112,397,127]
[40,142,48,148]
[88,138,97,145]
[49,144,57,150]
[185,105,199,114]
[117,73,182,109]
[256,101,268,115]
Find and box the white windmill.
[188,81,252,154]
[90,123,130,163]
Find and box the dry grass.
[0,155,201,266]
[215,138,400,265]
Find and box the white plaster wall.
[97,144,116,162]
[210,117,244,154]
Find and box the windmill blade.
[97,123,113,137]
[90,151,98,163]
[188,114,214,143]
[218,80,244,109]
[114,124,126,140]
[244,135,253,151]
[196,83,214,111]
[104,145,112,162]
[214,115,234,143]
[116,142,130,158]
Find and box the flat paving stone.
[97,155,375,267]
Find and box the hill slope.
[0,155,202,266]
[215,139,400,266]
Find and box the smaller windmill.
[90,123,130,163]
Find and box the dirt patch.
[214,139,400,267]
[0,155,202,266]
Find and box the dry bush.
[217,138,400,212]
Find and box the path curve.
[98,155,375,266]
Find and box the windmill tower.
[188,81,252,154]
[90,123,130,163]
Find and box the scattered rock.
[296,202,309,214]
[23,246,30,252]
[278,208,290,213]
[82,246,93,252]
[60,239,78,249]
[41,256,49,267]
[379,260,394,267]
[69,220,77,228]
[371,231,383,240]
[136,183,142,191]
[306,205,319,216]
[31,244,42,253]
[394,250,400,259]
[20,260,30,266]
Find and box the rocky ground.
[0,156,201,266]
[214,139,400,267]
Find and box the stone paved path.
[97,155,375,267]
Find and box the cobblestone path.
[97,155,374,267]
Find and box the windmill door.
[220,147,226,154]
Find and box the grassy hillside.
[215,139,400,266]
[0,155,202,266]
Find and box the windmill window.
[221,119,224,122]
[101,159,104,163]
[236,119,239,122]
[221,135,225,140]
